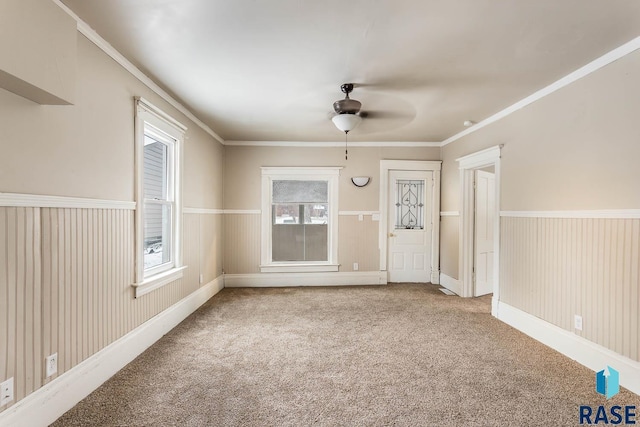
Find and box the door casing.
[456,145,502,315]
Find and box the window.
[261,167,340,272]
[133,98,186,297]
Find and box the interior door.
[474,170,495,296]
[388,170,432,283]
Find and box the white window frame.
[261,167,341,273]
[133,97,186,297]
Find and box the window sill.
[260,264,339,273]
[132,266,187,298]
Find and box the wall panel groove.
[223,214,261,274]
[0,207,41,403]
[501,216,640,362]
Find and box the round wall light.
[351,177,371,187]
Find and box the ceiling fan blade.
[352,78,432,92]
[359,110,412,120]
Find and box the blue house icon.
[596,366,620,399]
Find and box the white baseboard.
[224,271,388,288]
[0,276,224,427]
[439,273,461,296]
[497,302,640,396]
[431,271,440,285]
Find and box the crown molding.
[52,2,640,150]
[441,36,640,147]
[224,140,441,147]
[51,0,225,145]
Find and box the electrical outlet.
[353,262,359,271]
[574,315,583,331]
[0,377,13,406]
[199,274,204,284]
[46,353,58,377]
[358,214,363,221]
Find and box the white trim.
[0,276,224,427]
[379,160,442,172]
[225,140,440,147]
[260,166,343,174]
[224,271,387,287]
[378,160,442,273]
[51,0,224,145]
[136,97,187,132]
[135,100,184,289]
[457,146,501,309]
[259,264,339,273]
[500,209,640,219]
[223,209,261,215]
[132,266,187,298]
[0,193,135,210]
[440,211,460,217]
[442,36,640,147]
[260,167,341,273]
[497,302,640,397]
[338,211,379,216]
[183,209,262,215]
[183,208,224,215]
[439,273,461,296]
[456,145,502,169]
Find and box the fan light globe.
[332,113,362,133]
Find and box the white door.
[388,170,433,283]
[474,170,495,296]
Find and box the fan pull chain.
[345,131,349,160]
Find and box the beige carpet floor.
[52,283,638,426]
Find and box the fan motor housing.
[333,98,361,115]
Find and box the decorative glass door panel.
[395,180,424,230]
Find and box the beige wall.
[442,50,640,213]
[223,145,440,274]
[0,0,76,104]
[440,47,640,359]
[0,22,223,414]
[223,145,440,210]
[439,217,458,277]
[0,34,224,206]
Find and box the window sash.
[142,128,175,277]
[134,97,185,296]
[143,200,174,277]
[260,168,341,272]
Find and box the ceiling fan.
[331,83,363,134]
[331,83,364,160]
[329,82,416,159]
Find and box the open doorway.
[456,146,501,316]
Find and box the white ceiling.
[61,0,640,143]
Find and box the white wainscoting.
[0,276,224,427]
[497,302,640,397]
